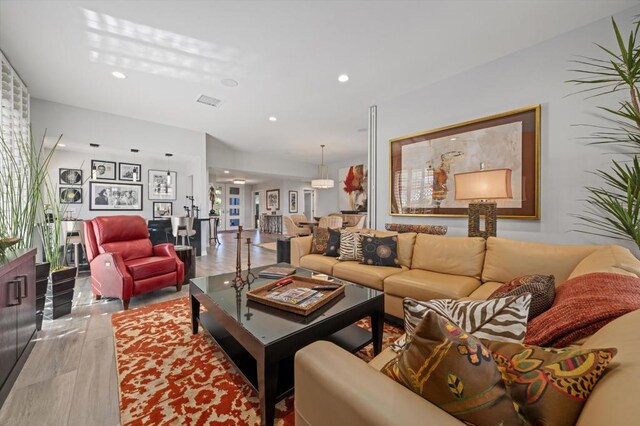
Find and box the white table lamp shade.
[454,168,513,201]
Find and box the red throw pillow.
[525,272,640,347]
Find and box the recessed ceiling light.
[221,78,238,87]
[268,116,277,122]
[223,170,230,174]
[338,74,349,83]
[58,143,66,147]
[450,137,457,141]
[111,71,126,79]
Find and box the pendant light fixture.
[131,148,139,181]
[311,144,334,189]
[165,153,173,185]
[90,143,100,179]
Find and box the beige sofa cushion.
[299,254,340,275]
[577,309,640,426]
[467,281,504,300]
[396,232,416,268]
[482,237,598,285]
[569,245,640,280]
[332,261,407,290]
[411,234,486,279]
[384,269,481,301]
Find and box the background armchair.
[84,215,184,310]
[284,216,311,236]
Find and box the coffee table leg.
[258,358,279,426]
[190,294,200,334]
[371,311,383,356]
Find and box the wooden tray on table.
[247,275,345,316]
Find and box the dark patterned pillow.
[490,274,555,320]
[360,235,400,267]
[324,228,341,257]
[310,227,329,254]
[484,339,617,426]
[383,311,524,425]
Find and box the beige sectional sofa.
[294,309,640,425]
[291,230,640,425]
[290,229,640,318]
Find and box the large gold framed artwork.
[389,105,540,219]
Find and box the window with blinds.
[1,51,30,161]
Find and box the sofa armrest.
[290,236,312,266]
[90,252,133,299]
[153,243,185,284]
[294,341,463,426]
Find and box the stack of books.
[258,266,296,279]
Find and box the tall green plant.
[569,17,640,248]
[0,130,60,250]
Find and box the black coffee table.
[189,263,384,426]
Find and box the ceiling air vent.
[196,94,221,107]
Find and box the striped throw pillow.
[338,230,372,261]
[400,295,531,349]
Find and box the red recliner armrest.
[153,244,185,284]
[90,252,134,300]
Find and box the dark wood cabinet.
[0,248,36,406]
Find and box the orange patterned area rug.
[111,296,403,425]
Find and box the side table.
[174,245,196,285]
[276,236,291,263]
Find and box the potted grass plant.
[38,159,88,319]
[0,130,60,328]
[569,17,640,250]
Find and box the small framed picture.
[153,202,173,219]
[59,168,83,185]
[91,160,117,180]
[266,189,280,211]
[119,162,142,182]
[59,187,82,204]
[289,190,298,213]
[148,169,177,200]
[89,181,143,211]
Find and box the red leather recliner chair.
[84,215,184,310]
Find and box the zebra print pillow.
[338,230,372,261]
[401,295,531,347]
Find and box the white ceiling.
[0,0,635,163]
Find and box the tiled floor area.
[0,230,279,426]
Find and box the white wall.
[206,134,318,180]
[249,179,313,217]
[375,7,638,251]
[31,99,208,220]
[316,156,367,216]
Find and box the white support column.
[367,105,377,229]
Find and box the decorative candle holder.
[231,226,256,291]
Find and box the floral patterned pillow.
[383,311,525,425]
[483,339,616,426]
[310,227,329,254]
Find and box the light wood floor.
[0,230,279,426]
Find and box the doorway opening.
[303,189,315,220]
[254,191,260,229]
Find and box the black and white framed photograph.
[89,181,143,211]
[153,202,173,219]
[59,168,83,185]
[59,187,82,204]
[119,162,142,182]
[289,190,298,213]
[148,169,177,200]
[91,160,117,180]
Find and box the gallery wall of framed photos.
[47,148,186,219]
